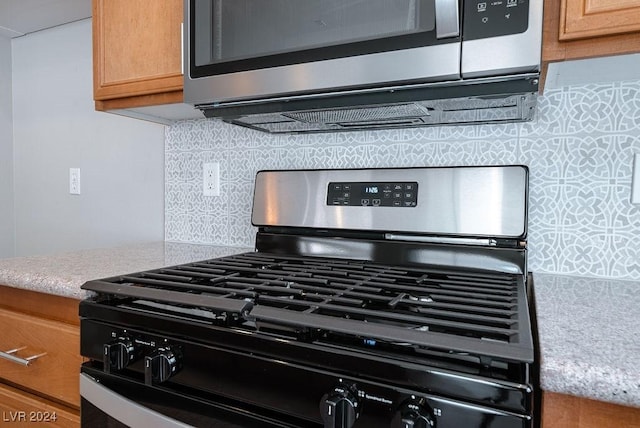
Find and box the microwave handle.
[434,0,460,38]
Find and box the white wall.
[0,35,14,258]
[12,19,165,256]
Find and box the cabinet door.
[542,0,640,81]
[0,308,81,408]
[0,383,79,428]
[560,0,640,40]
[93,0,183,103]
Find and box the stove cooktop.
[83,251,535,371]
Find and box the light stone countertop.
[0,244,637,408]
[0,242,252,300]
[533,273,639,407]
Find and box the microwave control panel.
[327,182,418,208]
[463,0,529,40]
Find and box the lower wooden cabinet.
[0,383,79,428]
[0,308,81,406]
[0,286,80,428]
[543,391,640,428]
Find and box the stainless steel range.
[79,166,539,427]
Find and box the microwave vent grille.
[284,104,430,124]
[221,93,536,133]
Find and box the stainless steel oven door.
[80,374,192,428]
[79,370,299,428]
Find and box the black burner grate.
[83,252,534,363]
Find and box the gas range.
[79,166,539,428]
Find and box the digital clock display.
[327,181,418,207]
[364,186,379,194]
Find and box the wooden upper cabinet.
[543,0,640,73]
[92,0,184,110]
[560,0,640,40]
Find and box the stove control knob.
[103,336,139,373]
[320,384,361,428]
[391,400,436,428]
[144,346,182,385]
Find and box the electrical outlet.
[632,153,640,205]
[69,168,81,195]
[203,163,220,197]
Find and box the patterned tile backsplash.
[166,81,640,280]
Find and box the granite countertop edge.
[0,243,638,408]
[533,272,639,408]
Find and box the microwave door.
[185,0,462,105]
[461,0,543,78]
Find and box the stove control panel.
[327,182,418,207]
[82,320,534,427]
[100,329,183,384]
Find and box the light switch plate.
[632,154,640,205]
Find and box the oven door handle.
[80,373,193,428]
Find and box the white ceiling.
[0,0,91,38]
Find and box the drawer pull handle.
[0,347,47,366]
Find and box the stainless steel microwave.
[184,0,543,133]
